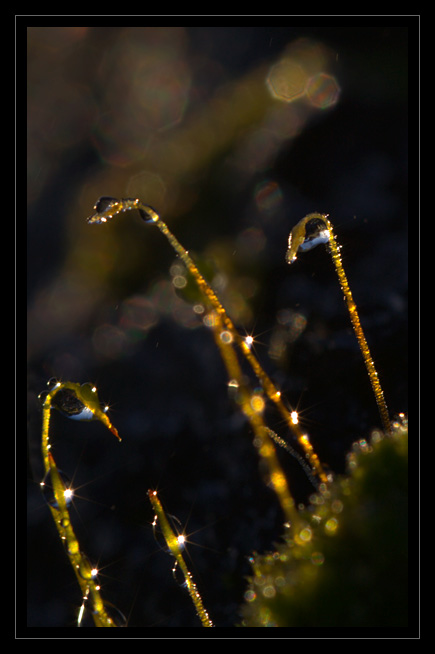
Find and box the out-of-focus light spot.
[267,58,308,102]
[172,275,187,289]
[203,312,219,329]
[311,551,325,566]
[250,393,265,414]
[291,410,299,425]
[147,279,200,330]
[120,295,158,334]
[91,37,191,166]
[356,438,371,453]
[266,40,339,114]
[126,170,167,210]
[300,434,311,449]
[237,227,266,256]
[244,589,256,602]
[133,57,191,131]
[269,308,308,361]
[325,517,339,535]
[254,179,283,213]
[220,330,233,344]
[262,585,276,598]
[306,72,340,109]
[298,526,312,542]
[93,324,129,360]
[193,303,205,314]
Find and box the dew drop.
[77,553,98,581]
[94,196,119,213]
[38,390,49,405]
[40,469,73,509]
[78,599,127,627]
[298,217,330,252]
[152,512,184,556]
[137,205,159,224]
[172,560,188,588]
[286,214,330,263]
[51,387,94,421]
[100,601,127,627]
[244,335,254,349]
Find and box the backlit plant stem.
[40,382,120,627]
[210,310,301,527]
[148,490,214,627]
[286,213,391,434]
[86,198,328,485]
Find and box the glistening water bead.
[87,196,158,225]
[286,214,330,264]
[50,387,95,421]
[40,469,74,509]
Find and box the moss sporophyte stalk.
[38,380,123,627]
[286,213,391,434]
[37,199,406,627]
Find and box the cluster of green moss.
[240,418,408,627]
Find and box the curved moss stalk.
[86,197,328,486]
[210,310,301,527]
[87,198,319,524]
[148,490,214,627]
[286,213,391,434]
[39,380,121,627]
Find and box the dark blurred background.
[26,25,409,629]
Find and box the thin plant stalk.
[210,310,302,527]
[86,197,328,485]
[286,213,391,434]
[40,380,121,627]
[148,490,214,627]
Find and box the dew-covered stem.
[40,380,121,627]
[148,490,214,627]
[286,213,391,434]
[86,198,328,484]
[210,311,301,527]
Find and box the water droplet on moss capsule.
[298,217,330,252]
[50,386,95,421]
[94,196,119,213]
[40,381,115,437]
